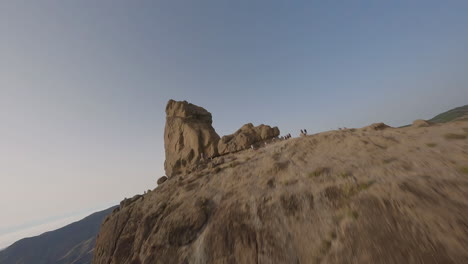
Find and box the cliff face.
[93,103,468,264]
[164,100,220,177]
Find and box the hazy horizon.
[1,1,468,248]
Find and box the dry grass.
[269,161,289,173]
[444,133,466,140]
[342,181,375,198]
[338,172,352,179]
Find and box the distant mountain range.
[429,104,468,123]
[399,104,468,127]
[0,206,116,264]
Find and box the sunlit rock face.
[217,123,280,155]
[164,100,220,177]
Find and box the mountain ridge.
[93,101,468,263]
[0,206,117,264]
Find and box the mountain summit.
[93,101,468,263]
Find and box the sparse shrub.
[342,184,357,197]
[267,178,276,188]
[309,167,330,178]
[426,143,437,147]
[347,209,359,219]
[463,128,468,133]
[272,152,281,161]
[383,158,397,164]
[341,180,375,198]
[444,133,466,140]
[319,240,332,254]
[270,161,289,173]
[338,172,352,179]
[284,179,298,186]
[460,167,468,174]
[358,180,375,191]
[229,161,240,168]
[280,193,301,216]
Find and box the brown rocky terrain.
[93,101,468,264]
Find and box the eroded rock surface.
[164,100,220,177]
[218,123,280,155]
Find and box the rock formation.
[218,123,280,155]
[164,100,220,177]
[157,176,168,185]
[164,100,280,176]
[363,122,391,131]
[412,119,432,127]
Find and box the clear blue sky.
[1,0,468,248]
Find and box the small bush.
[444,133,466,140]
[426,143,437,147]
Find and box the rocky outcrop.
[412,119,432,127]
[217,123,280,155]
[164,100,280,176]
[157,176,168,185]
[363,122,391,131]
[164,100,220,177]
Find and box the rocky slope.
[93,102,468,264]
[0,206,116,264]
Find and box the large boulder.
[164,100,220,177]
[218,123,280,155]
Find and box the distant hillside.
[429,104,468,123]
[0,206,116,264]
